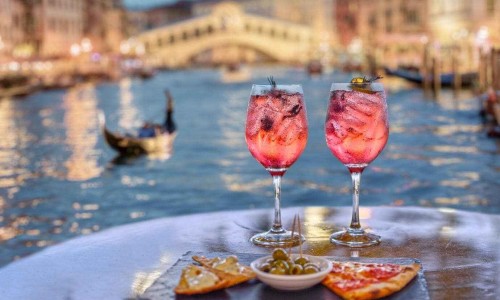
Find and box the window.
[487,0,495,15]
[406,10,419,24]
[49,18,56,31]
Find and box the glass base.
[330,228,380,247]
[250,230,305,248]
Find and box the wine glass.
[245,82,308,247]
[324,80,389,247]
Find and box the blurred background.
[0,0,499,83]
[0,0,499,268]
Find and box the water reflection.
[63,84,102,181]
[0,100,31,194]
[118,78,141,130]
[218,88,254,192]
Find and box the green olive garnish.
[272,248,289,261]
[269,267,287,275]
[303,263,321,274]
[294,256,310,266]
[349,76,382,94]
[288,263,304,275]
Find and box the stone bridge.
[136,3,315,68]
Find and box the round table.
[0,206,498,299]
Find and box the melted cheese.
[182,265,219,289]
[210,256,243,275]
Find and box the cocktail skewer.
[288,215,297,258]
[297,215,303,258]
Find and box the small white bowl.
[250,254,333,291]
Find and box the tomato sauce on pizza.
[323,261,420,299]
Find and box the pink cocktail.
[325,81,389,247]
[245,83,308,247]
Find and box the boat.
[0,74,36,98]
[100,90,177,156]
[306,60,323,76]
[478,88,500,138]
[220,63,250,83]
[136,67,156,79]
[384,67,478,87]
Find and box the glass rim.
[330,82,384,92]
[251,84,303,94]
[252,84,303,88]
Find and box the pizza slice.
[322,260,421,300]
[174,264,228,295]
[192,255,256,287]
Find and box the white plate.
[250,254,333,291]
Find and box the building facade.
[0,0,127,60]
[334,0,499,71]
[36,0,85,58]
[84,0,126,54]
[0,0,26,60]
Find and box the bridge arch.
[137,2,314,68]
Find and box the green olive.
[294,256,310,266]
[271,259,289,271]
[259,262,272,273]
[303,264,320,274]
[272,248,289,261]
[288,263,304,275]
[269,266,287,275]
[351,77,366,84]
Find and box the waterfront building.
[0,0,127,61]
[335,0,499,72]
[126,10,149,36]
[29,0,85,58]
[84,0,127,54]
[0,0,26,61]
[146,0,192,29]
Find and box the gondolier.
[100,89,177,155]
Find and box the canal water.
[0,66,499,267]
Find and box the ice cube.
[353,90,382,106]
[365,117,388,140]
[329,119,349,140]
[342,108,368,133]
[277,92,299,113]
[266,94,284,112]
[292,115,307,132]
[245,113,261,137]
[343,106,372,129]
[246,103,279,137]
[275,117,295,145]
[344,95,376,117]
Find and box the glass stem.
[349,172,362,231]
[271,175,285,233]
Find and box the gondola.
[306,60,323,76]
[0,74,37,98]
[384,67,478,87]
[100,90,177,156]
